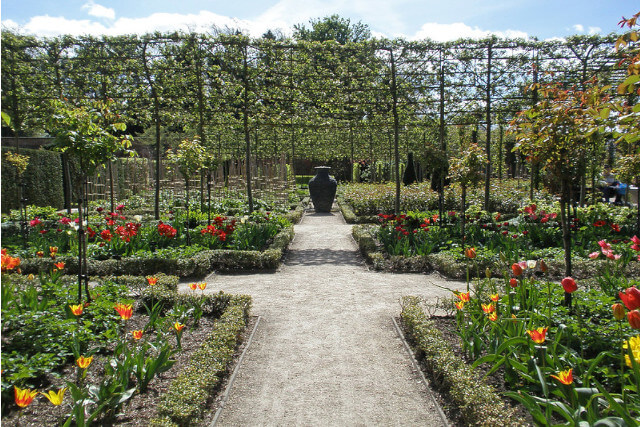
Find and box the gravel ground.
[180,208,466,426]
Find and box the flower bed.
[349,199,640,280]
[1,267,251,425]
[400,296,527,426]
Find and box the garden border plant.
[352,223,639,279]
[400,296,527,426]
[150,294,251,426]
[16,224,295,278]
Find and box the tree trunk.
[560,178,572,307]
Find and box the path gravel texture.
[182,209,466,426]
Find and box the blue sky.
[1,1,639,41]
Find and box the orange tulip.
[14,386,38,408]
[189,283,197,291]
[481,303,496,313]
[36,251,44,258]
[53,262,65,271]
[527,327,548,344]
[551,369,573,385]
[198,282,207,291]
[465,247,476,259]
[612,303,626,321]
[490,293,499,302]
[114,303,133,320]
[1,252,21,272]
[488,312,498,322]
[76,355,93,369]
[147,277,158,286]
[173,322,185,332]
[131,330,143,340]
[456,292,470,303]
[69,304,83,316]
[49,246,58,259]
[454,301,465,310]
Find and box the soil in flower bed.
[405,315,533,426]
[2,315,255,426]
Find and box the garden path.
[179,208,466,426]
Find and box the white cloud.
[19,15,109,37]
[82,1,116,20]
[573,24,584,32]
[2,11,258,37]
[588,26,601,35]
[410,22,528,42]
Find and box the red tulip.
[628,310,640,329]
[561,277,577,293]
[509,278,518,288]
[511,263,523,276]
[620,287,640,310]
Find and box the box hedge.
[19,225,295,278]
[1,147,64,212]
[400,296,526,426]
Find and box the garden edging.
[400,296,527,426]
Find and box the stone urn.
[308,166,337,212]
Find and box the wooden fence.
[86,155,294,205]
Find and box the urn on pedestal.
[308,166,337,212]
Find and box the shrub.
[400,296,526,426]
[1,148,64,212]
[153,295,251,425]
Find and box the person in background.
[601,168,620,203]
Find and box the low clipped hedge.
[337,197,377,224]
[152,294,251,426]
[19,225,295,278]
[400,296,526,426]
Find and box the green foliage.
[46,98,133,183]
[293,14,371,44]
[165,137,209,181]
[400,296,526,426]
[1,274,129,401]
[153,295,251,425]
[1,148,65,212]
[448,142,487,190]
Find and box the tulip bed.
[0,267,251,425]
[416,259,640,425]
[340,183,640,423]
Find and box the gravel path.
[182,209,466,426]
